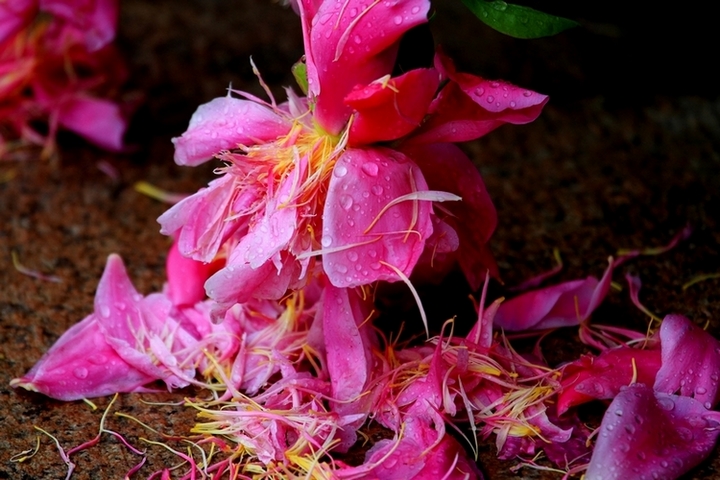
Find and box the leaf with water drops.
[460,0,578,39]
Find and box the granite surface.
[1,1,719,478]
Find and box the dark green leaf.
[461,0,579,39]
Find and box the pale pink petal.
[346,68,440,145]
[322,147,433,287]
[557,347,662,415]
[406,53,547,145]
[298,0,430,134]
[172,96,290,166]
[494,260,613,331]
[585,384,720,480]
[402,142,498,287]
[654,314,720,409]
[41,0,118,51]
[56,95,126,151]
[10,314,154,401]
[158,173,248,263]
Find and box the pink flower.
[161,0,547,306]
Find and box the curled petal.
[10,314,154,401]
[654,314,720,409]
[494,259,614,331]
[165,240,222,307]
[346,68,440,145]
[299,0,430,133]
[585,384,720,480]
[172,96,290,166]
[322,147,433,287]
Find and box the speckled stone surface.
[1,1,719,478]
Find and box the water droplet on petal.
[637,451,646,460]
[490,81,500,88]
[370,262,381,270]
[99,305,111,318]
[486,95,494,103]
[658,397,675,411]
[349,7,358,16]
[411,6,420,13]
[353,34,362,44]
[624,423,636,434]
[475,87,485,96]
[334,165,348,177]
[705,401,712,409]
[336,264,348,274]
[340,194,354,210]
[615,409,623,416]
[393,15,403,25]
[372,185,384,196]
[523,91,532,97]
[74,367,88,379]
[321,235,333,247]
[510,101,516,107]
[347,251,359,262]
[362,162,379,176]
[696,386,708,395]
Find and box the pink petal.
[585,384,720,480]
[654,314,720,409]
[494,260,614,331]
[298,0,430,134]
[10,314,154,401]
[322,147,432,287]
[558,347,662,415]
[406,52,548,145]
[165,240,222,307]
[56,95,126,151]
[158,173,247,263]
[172,96,290,166]
[346,68,440,145]
[40,0,119,51]
[0,0,36,44]
[402,143,498,288]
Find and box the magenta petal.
[346,68,440,145]
[654,314,720,409]
[41,0,119,51]
[56,95,126,151]
[402,143,498,287]
[172,96,290,166]
[322,147,432,287]
[10,314,154,401]
[299,0,430,134]
[585,384,720,480]
[165,240,220,307]
[0,0,36,44]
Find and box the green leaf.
[292,59,309,95]
[461,0,579,39]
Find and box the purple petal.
[654,314,720,409]
[586,384,720,480]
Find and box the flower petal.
[402,142,498,288]
[172,95,290,166]
[346,68,440,145]
[10,314,155,401]
[298,0,430,134]
[41,0,119,51]
[585,384,720,480]
[165,240,223,307]
[322,147,432,287]
[55,95,126,151]
[406,52,548,145]
[654,314,720,409]
[0,0,36,44]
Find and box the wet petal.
[298,0,430,134]
[406,52,547,145]
[56,95,126,151]
[346,68,440,145]
[172,96,290,166]
[654,314,720,409]
[402,142,498,288]
[10,314,154,401]
[165,240,223,307]
[585,384,720,480]
[558,347,662,415]
[322,147,433,287]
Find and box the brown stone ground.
[1,1,719,478]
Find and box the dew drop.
[320,13,333,24]
[321,235,333,247]
[370,262,381,270]
[340,194,354,210]
[615,409,624,416]
[660,461,668,468]
[336,265,348,274]
[411,5,420,13]
[334,165,348,177]
[368,250,377,258]
[634,414,644,425]
[88,354,107,365]
[347,251,359,262]
[355,264,362,271]
[372,185,384,196]
[486,95,494,103]
[624,423,636,434]
[393,15,403,25]
[362,162,379,177]
[696,386,707,395]
[658,397,675,411]
[347,219,355,227]
[352,204,360,211]
[523,91,532,97]
[705,401,712,409]
[353,34,362,44]
[490,81,500,88]
[74,367,89,379]
[637,451,646,460]
[510,101,516,107]
[100,305,111,318]
[362,191,369,198]
[349,7,358,16]
[620,443,630,453]
[475,87,485,96]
